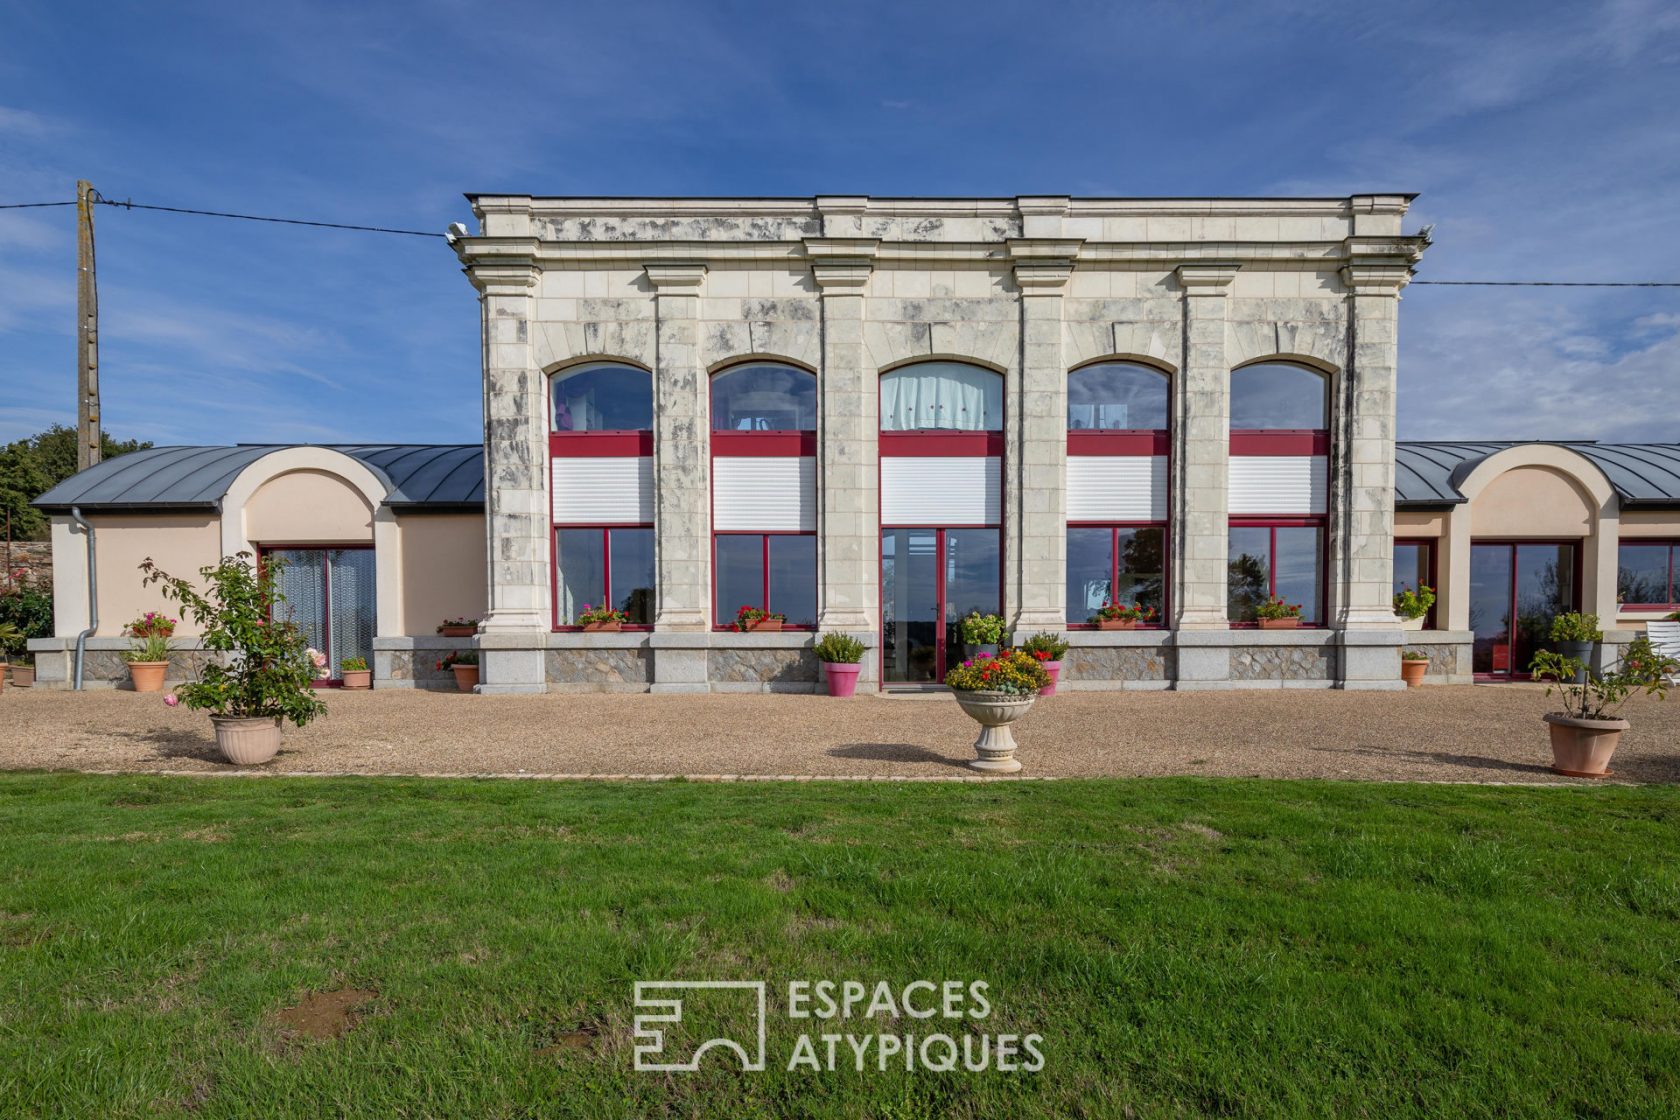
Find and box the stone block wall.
[2,540,52,593]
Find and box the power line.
[1412,279,1680,288]
[90,194,443,238]
[0,200,76,209]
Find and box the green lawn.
[1,774,1678,1119]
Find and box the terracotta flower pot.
[745,618,783,632]
[439,625,476,638]
[0,664,6,694]
[823,662,861,698]
[452,664,480,692]
[1039,661,1062,696]
[1096,619,1137,631]
[582,620,622,632]
[1400,659,1427,688]
[9,665,34,688]
[340,669,372,690]
[127,661,169,692]
[1543,713,1627,778]
[952,690,1037,773]
[212,715,281,766]
[1258,618,1300,630]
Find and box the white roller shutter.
[551,457,653,523]
[713,456,816,531]
[1066,456,1168,521]
[881,457,1000,525]
[1228,456,1327,515]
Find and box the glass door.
[1469,542,1577,678]
[881,528,1001,684]
[267,548,376,680]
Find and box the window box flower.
[1255,596,1302,630]
[1092,601,1154,630]
[437,617,479,638]
[577,604,628,632]
[735,605,785,633]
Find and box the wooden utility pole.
[76,179,101,471]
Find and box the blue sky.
[2,0,1677,447]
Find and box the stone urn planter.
[952,690,1037,773]
[9,664,34,688]
[1400,657,1427,688]
[341,669,372,690]
[128,661,169,692]
[1543,713,1627,778]
[1039,661,1062,696]
[212,715,282,766]
[1096,619,1136,631]
[452,663,480,692]
[823,662,861,698]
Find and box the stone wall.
[2,540,51,593]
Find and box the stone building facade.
[450,194,1429,693]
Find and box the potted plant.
[1529,637,1675,777]
[8,653,34,689]
[138,554,327,766]
[1400,647,1428,688]
[340,656,372,690]
[734,605,785,633]
[1020,632,1069,695]
[944,648,1050,773]
[437,617,479,638]
[121,610,176,692]
[578,604,628,632]
[439,649,480,692]
[1549,612,1602,684]
[959,611,1006,658]
[1091,601,1155,630]
[813,632,866,698]
[1393,584,1434,631]
[1255,596,1303,630]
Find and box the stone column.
[1010,240,1078,633]
[1335,259,1413,690]
[1173,264,1238,631]
[645,263,711,691]
[467,258,550,693]
[808,238,877,640]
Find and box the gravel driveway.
[2,685,1677,783]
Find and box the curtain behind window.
[880,362,1002,432]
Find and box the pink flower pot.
[823,662,861,698]
[1039,661,1061,696]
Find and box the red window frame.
[1618,538,1680,611]
[1227,517,1328,628]
[1469,538,1585,681]
[711,531,818,631]
[1394,537,1439,629]
[1066,522,1169,629]
[551,524,655,632]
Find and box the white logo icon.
[633,981,767,1072]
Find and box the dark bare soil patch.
[274,988,377,1040]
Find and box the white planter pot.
[951,690,1037,773]
[212,716,282,766]
[1399,615,1425,631]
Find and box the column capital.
[1340,262,1415,296]
[804,237,878,290]
[1176,263,1241,293]
[1008,238,1081,290]
[643,262,708,290]
[464,260,541,298]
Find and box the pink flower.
[164,693,179,707]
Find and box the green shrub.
[1393,584,1435,621]
[341,656,368,672]
[958,612,1006,645]
[121,634,172,663]
[812,632,865,664]
[1549,612,1602,643]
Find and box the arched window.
[551,362,652,432]
[1230,362,1327,430]
[710,363,818,629]
[1067,362,1169,431]
[881,361,1003,432]
[711,363,816,432]
[1066,363,1171,627]
[1228,362,1330,626]
[549,362,654,629]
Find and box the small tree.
[139,554,326,727]
[1530,636,1676,721]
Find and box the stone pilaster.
[1010,238,1079,632]
[1173,264,1239,632]
[646,263,710,637]
[807,236,878,635]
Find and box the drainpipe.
[69,506,97,690]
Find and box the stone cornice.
[1008,238,1081,290]
[1176,263,1241,293]
[461,254,540,297]
[642,262,708,290]
[803,238,878,290]
[1341,262,1415,295]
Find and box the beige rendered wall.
[1394,510,1446,537]
[1620,510,1680,537]
[89,513,221,636]
[243,470,374,545]
[1468,466,1594,538]
[397,512,487,634]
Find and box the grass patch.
[0,774,1678,1118]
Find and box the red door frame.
[254,543,374,683]
[877,524,1004,686]
[1469,538,1584,681]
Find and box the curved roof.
[33,444,484,512]
[1396,442,1680,508]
